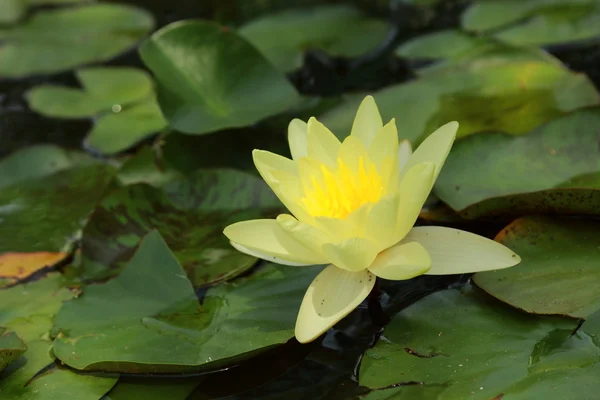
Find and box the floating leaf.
[0,144,96,190]
[0,164,115,255]
[0,328,27,373]
[0,273,72,341]
[239,5,388,72]
[474,217,600,319]
[435,108,600,218]
[0,4,154,78]
[395,29,486,60]
[81,169,280,284]
[54,230,321,372]
[139,20,300,134]
[0,251,67,288]
[320,57,598,144]
[0,0,26,25]
[359,287,599,399]
[0,340,116,399]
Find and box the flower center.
[301,156,384,219]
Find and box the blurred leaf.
[0,251,67,288]
[0,164,116,255]
[474,217,600,319]
[395,29,486,60]
[462,0,600,47]
[54,230,322,373]
[27,67,154,118]
[435,108,600,218]
[0,328,26,373]
[81,169,281,284]
[85,99,167,155]
[239,5,389,72]
[139,20,300,134]
[0,4,154,78]
[0,340,116,399]
[0,145,96,190]
[359,287,597,399]
[0,273,72,341]
[320,56,598,144]
[115,146,185,188]
[0,0,26,25]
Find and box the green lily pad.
[80,169,280,284]
[0,328,27,372]
[0,4,154,78]
[27,67,168,155]
[0,273,72,341]
[0,145,95,190]
[395,29,487,60]
[115,146,185,188]
[0,340,117,399]
[462,0,600,47]
[139,20,300,135]
[53,230,321,372]
[239,5,388,72]
[0,164,115,255]
[474,217,600,319]
[359,287,600,399]
[434,108,600,218]
[102,380,198,400]
[319,56,598,144]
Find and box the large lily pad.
[395,29,487,60]
[139,20,300,134]
[474,217,600,319]
[319,56,598,144]
[435,108,600,218]
[80,169,281,285]
[359,287,600,399]
[0,144,95,190]
[53,230,321,372]
[239,5,388,72]
[0,328,26,372]
[462,0,600,47]
[0,4,154,78]
[27,67,167,155]
[0,164,115,255]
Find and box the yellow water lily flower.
[224,96,521,344]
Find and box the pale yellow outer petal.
[253,149,296,181]
[307,117,341,167]
[224,219,326,265]
[350,95,383,148]
[395,162,435,241]
[276,214,331,258]
[322,237,379,272]
[398,139,413,174]
[288,118,308,160]
[368,119,399,170]
[365,194,400,251]
[404,226,521,275]
[337,135,369,175]
[315,202,369,242]
[229,242,310,266]
[400,121,458,183]
[295,265,375,343]
[368,241,431,280]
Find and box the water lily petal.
[229,242,310,266]
[224,219,326,265]
[277,214,331,257]
[350,95,383,148]
[369,119,399,169]
[322,237,379,272]
[288,118,308,160]
[400,121,458,183]
[395,162,435,241]
[307,117,341,167]
[365,194,400,251]
[398,139,412,174]
[337,135,370,175]
[295,265,375,343]
[404,226,521,275]
[253,149,297,182]
[368,241,431,280]
[315,202,369,241]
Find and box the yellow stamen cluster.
[301,156,383,219]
